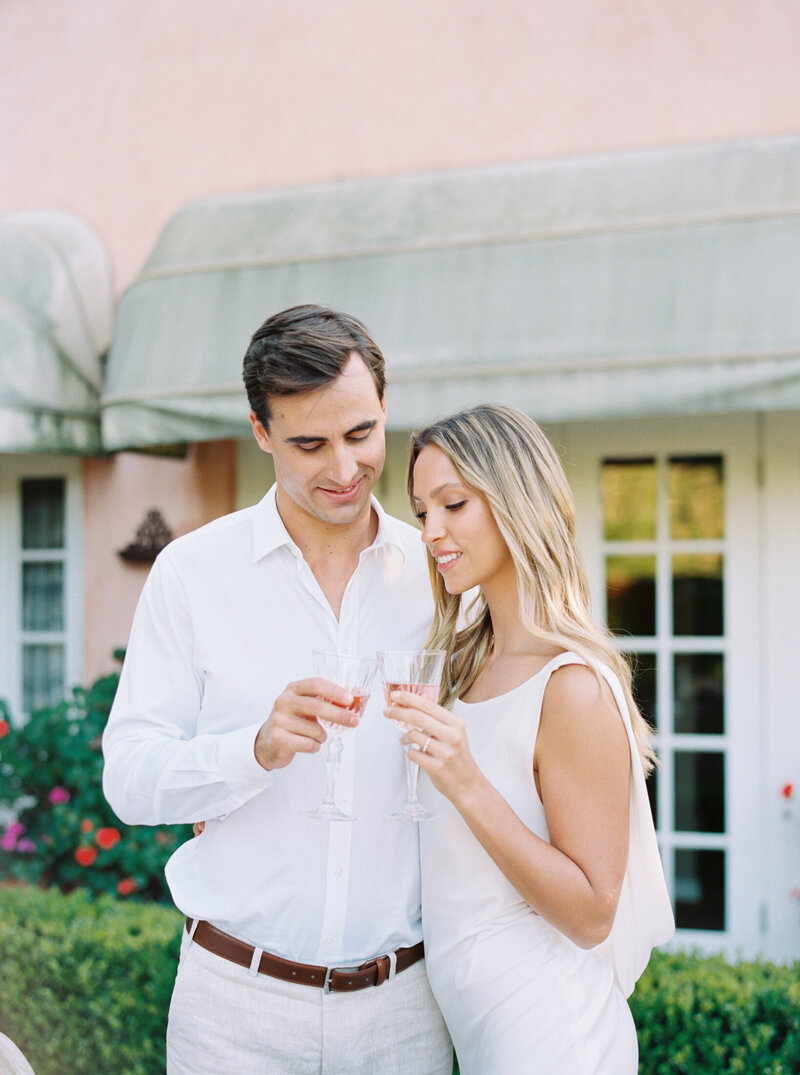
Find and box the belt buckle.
[323,961,364,994]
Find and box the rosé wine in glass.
[304,653,377,822]
[319,689,371,735]
[377,651,446,821]
[383,683,439,731]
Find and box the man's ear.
[249,411,272,454]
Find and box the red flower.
[0,718,10,739]
[782,783,794,800]
[95,827,121,850]
[117,878,136,897]
[75,846,97,866]
[80,818,94,833]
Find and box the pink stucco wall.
[82,443,236,681]
[3,0,799,290]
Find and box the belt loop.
[249,946,264,977]
[187,918,199,944]
[386,950,397,981]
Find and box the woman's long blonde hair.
[408,403,656,774]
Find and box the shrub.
[0,657,192,902]
[0,885,182,1075]
[3,885,799,1075]
[631,948,800,1073]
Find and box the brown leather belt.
[186,918,424,993]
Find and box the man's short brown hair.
[242,305,386,429]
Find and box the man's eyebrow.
[285,419,378,445]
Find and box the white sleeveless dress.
[419,652,674,1075]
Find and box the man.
[102,305,452,1074]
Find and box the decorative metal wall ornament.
[118,509,173,563]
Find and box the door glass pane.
[674,653,724,734]
[675,848,725,931]
[668,456,724,539]
[21,478,65,549]
[672,553,724,636]
[22,562,65,631]
[606,555,656,635]
[646,767,658,829]
[674,751,725,832]
[602,459,657,540]
[630,651,657,729]
[22,644,65,713]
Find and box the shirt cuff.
[216,722,274,800]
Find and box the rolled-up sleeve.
[102,551,273,826]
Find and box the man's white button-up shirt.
[103,486,433,965]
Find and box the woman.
[385,404,674,1074]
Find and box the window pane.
[646,766,658,829]
[674,751,725,832]
[675,848,726,931]
[21,478,65,549]
[668,456,724,540]
[22,644,65,713]
[602,459,657,540]
[22,562,65,631]
[672,554,724,636]
[606,556,656,635]
[674,653,724,734]
[630,651,657,729]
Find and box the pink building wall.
[82,443,236,680]
[3,0,799,289]
[3,0,799,683]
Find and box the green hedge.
[630,948,800,1073]
[2,886,799,1074]
[0,885,182,1075]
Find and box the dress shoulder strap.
[539,650,588,677]
[540,651,630,726]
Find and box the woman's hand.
[384,689,484,807]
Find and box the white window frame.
[0,455,84,724]
[561,413,762,958]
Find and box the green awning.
[0,210,114,453]
[101,135,800,449]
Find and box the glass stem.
[322,736,343,808]
[405,746,421,804]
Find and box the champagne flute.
[304,652,377,822]
[377,649,446,821]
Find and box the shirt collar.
[252,484,408,563]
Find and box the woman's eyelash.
[415,499,466,522]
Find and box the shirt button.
[334,867,344,878]
[323,936,335,946]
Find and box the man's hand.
[254,677,359,771]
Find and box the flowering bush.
[0,654,191,901]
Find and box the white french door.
[562,414,762,956]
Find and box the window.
[602,454,728,930]
[0,459,82,722]
[20,478,69,712]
